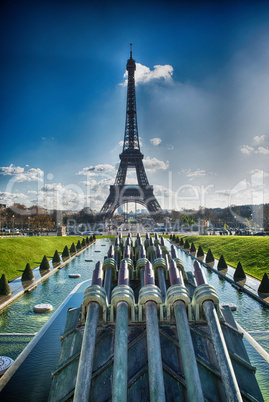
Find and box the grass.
[2,234,266,282]
[0,236,83,281]
[184,235,269,280]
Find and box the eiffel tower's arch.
[101,185,161,219]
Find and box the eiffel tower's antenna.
[130,43,132,59]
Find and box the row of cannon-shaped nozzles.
[91,257,130,287]
[107,245,115,259]
[193,259,207,286]
[114,233,166,249]
[125,237,132,247]
[142,257,185,287]
[138,244,146,259]
[114,237,120,247]
[94,240,206,294]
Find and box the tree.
[76,240,82,251]
[190,242,196,253]
[206,248,214,264]
[0,274,11,295]
[197,245,204,258]
[81,238,86,248]
[40,255,50,271]
[22,263,34,281]
[62,245,70,260]
[52,250,61,266]
[233,262,246,281]
[31,214,55,232]
[258,273,269,294]
[217,255,227,270]
[70,243,77,255]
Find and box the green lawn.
[0,236,83,281]
[183,236,269,280]
[1,235,267,282]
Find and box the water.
[0,239,111,334]
[0,238,268,398]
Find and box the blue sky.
[1,0,269,213]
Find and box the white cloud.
[14,168,44,183]
[255,146,269,155]
[249,168,269,178]
[0,164,24,175]
[0,191,28,203]
[41,183,63,192]
[80,177,115,210]
[154,184,174,198]
[77,164,115,176]
[122,63,173,86]
[27,190,38,194]
[0,165,44,182]
[38,183,87,211]
[143,157,169,172]
[179,168,213,181]
[240,145,254,155]
[135,63,173,84]
[187,169,207,179]
[253,135,265,144]
[150,138,162,146]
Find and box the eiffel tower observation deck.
[100,44,163,220]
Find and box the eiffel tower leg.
[136,161,149,187]
[143,191,162,214]
[115,162,127,186]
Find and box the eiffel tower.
[100,44,162,220]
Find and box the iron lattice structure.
[100,45,162,220]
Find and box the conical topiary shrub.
[172,234,176,242]
[81,238,86,248]
[170,234,173,240]
[40,255,50,272]
[62,245,70,261]
[217,254,227,274]
[176,236,180,244]
[190,242,196,254]
[52,250,61,266]
[233,262,246,286]
[184,239,190,250]
[0,274,11,296]
[258,273,269,295]
[86,236,90,245]
[197,245,204,259]
[22,263,34,281]
[76,240,81,251]
[179,237,184,247]
[70,242,77,255]
[93,234,96,241]
[89,236,93,243]
[206,248,214,265]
